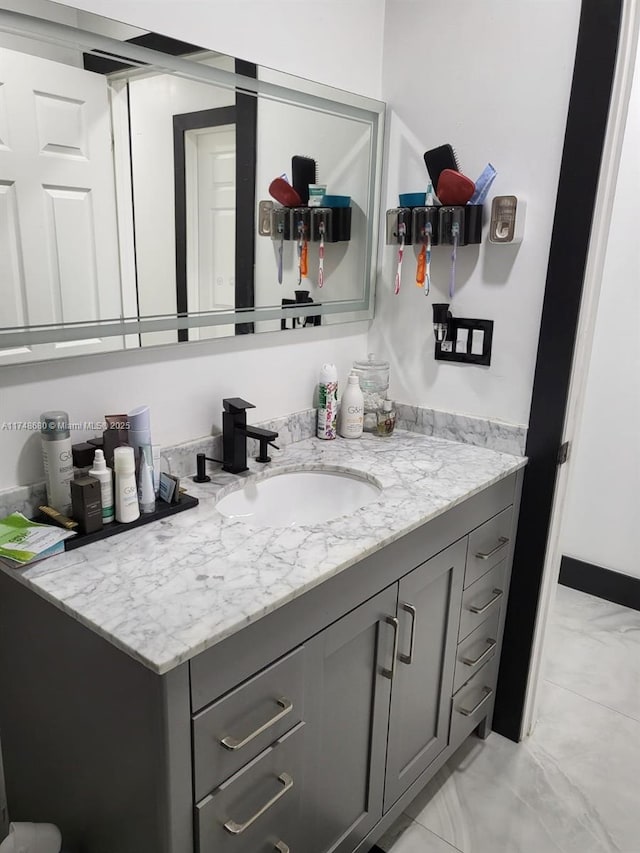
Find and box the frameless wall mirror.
[0,2,385,364]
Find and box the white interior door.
[0,47,127,362]
[186,124,235,340]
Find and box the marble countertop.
[1,431,526,675]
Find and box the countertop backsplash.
[0,406,525,519]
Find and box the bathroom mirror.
[0,3,384,364]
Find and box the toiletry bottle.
[40,411,74,514]
[339,373,364,438]
[317,363,338,440]
[128,405,155,512]
[376,399,397,437]
[113,446,140,523]
[88,449,114,524]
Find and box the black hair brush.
[292,155,317,204]
[423,144,460,189]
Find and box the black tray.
[34,493,199,552]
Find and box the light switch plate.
[435,318,493,366]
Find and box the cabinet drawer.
[449,655,499,750]
[196,722,304,853]
[453,609,500,694]
[193,647,305,799]
[465,507,513,588]
[458,559,507,642]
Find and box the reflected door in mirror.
[0,47,127,362]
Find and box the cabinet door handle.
[398,602,417,665]
[458,686,493,717]
[469,588,503,615]
[220,698,292,751]
[274,842,290,852]
[381,616,399,680]
[223,772,294,835]
[461,638,497,667]
[475,536,509,560]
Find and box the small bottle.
[376,400,396,437]
[40,411,74,515]
[339,372,364,439]
[113,446,140,523]
[89,449,115,524]
[317,363,338,440]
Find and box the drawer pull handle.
[381,616,399,680]
[274,843,290,853]
[399,602,417,665]
[475,536,509,560]
[220,698,293,751]
[223,772,294,835]
[469,588,503,615]
[462,638,497,668]
[458,686,493,717]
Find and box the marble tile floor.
[376,585,640,853]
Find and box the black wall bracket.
[435,316,494,365]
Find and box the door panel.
[384,539,466,810]
[306,586,396,853]
[0,47,126,361]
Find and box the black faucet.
[222,398,279,474]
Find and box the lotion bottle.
[88,449,114,524]
[40,411,73,514]
[114,446,140,523]
[339,373,364,438]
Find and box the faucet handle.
[256,438,280,464]
[223,398,256,413]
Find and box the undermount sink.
[216,469,382,527]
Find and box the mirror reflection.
[0,3,384,363]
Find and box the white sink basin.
[216,469,382,528]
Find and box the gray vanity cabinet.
[383,539,466,810]
[0,470,523,853]
[304,586,396,853]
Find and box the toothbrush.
[449,221,459,300]
[297,220,307,284]
[415,222,432,293]
[425,221,432,296]
[416,242,426,288]
[394,222,406,295]
[318,220,325,287]
[277,221,284,284]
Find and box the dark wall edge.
[559,556,640,612]
[492,0,624,741]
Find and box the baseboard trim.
[559,556,640,611]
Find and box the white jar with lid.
[339,373,364,438]
[352,353,390,432]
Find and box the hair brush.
[423,144,460,189]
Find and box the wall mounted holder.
[432,303,493,366]
[386,205,483,246]
[281,292,322,329]
[258,200,351,242]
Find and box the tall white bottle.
[339,373,364,438]
[317,363,338,440]
[113,446,140,523]
[88,449,115,524]
[40,411,73,514]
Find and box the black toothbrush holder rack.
[385,204,483,246]
[258,201,352,243]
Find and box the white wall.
[560,41,640,580]
[0,0,385,491]
[370,0,582,426]
[54,0,386,99]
